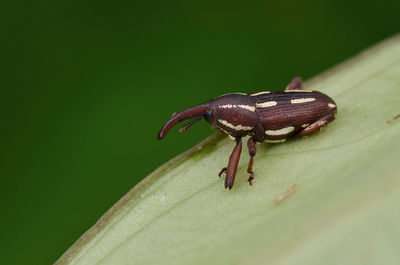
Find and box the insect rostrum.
[158,77,337,190]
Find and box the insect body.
[158,77,337,189]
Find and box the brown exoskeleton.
[158,77,337,189]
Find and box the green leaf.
[56,35,400,265]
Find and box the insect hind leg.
[294,113,335,138]
[285,76,303,91]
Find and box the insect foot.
[248,172,255,185]
[218,167,227,177]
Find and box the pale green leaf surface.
[56,35,400,265]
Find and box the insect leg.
[246,137,257,185]
[220,138,242,190]
[294,113,335,138]
[218,167,227,177]
[285,76,303,91]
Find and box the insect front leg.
[285,76,303,91]
[294,113,335,138]
[218,138,242,190]
[246,138,257,185]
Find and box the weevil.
[158,77,337,190]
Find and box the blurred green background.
[1,0,400,264]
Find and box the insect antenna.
[179,117,202,133]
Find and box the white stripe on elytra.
[328,103,336,108]
[265,139,286,143]
[265,126,295,136]
[250,91,270,96]
[255,101,277,108]
[291,98,315,104]
[302,123,310,128]
[219,104,255,112]
[218,119,253,131]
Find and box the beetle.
[158,77,337,190]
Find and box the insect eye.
[204,110,215,124]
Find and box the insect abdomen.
[252,91,336,141]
